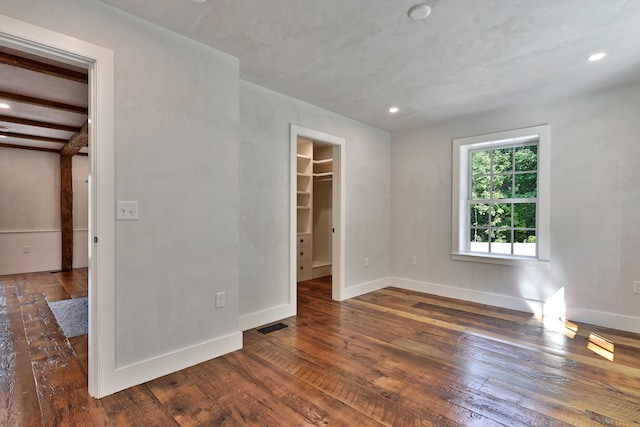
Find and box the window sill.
[451,252,549,268]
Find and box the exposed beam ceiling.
[0,130,67,145]
[0,47,88,154]
[60,121,88,156]
[0,90,88,115]
[0,114,79,133]
[0,51,88,83]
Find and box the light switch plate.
[116,201,138,220]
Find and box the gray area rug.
[47,297,88,338]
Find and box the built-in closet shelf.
[312,260,331,268]
[297,191,311,195]
[297,154,312,161]
[313,158,332,165]
[313,171,333,182]
[297,206,311,210]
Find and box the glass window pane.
[472,151,490,175]
[491,229,512,255]
[514,203,536,229]
[470,204,490,227]
[492,174,513,199]
[472,176,490,200]
[491,203,512,228]
[470,228,489,253]
[515,145,537,172]
[514,230,536,256]
[492,148,513,173]
[515,173,537,198]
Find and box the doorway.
[0,14,115,398]
[290,125,345,305]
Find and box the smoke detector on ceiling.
[408,4,432,20]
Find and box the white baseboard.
[239,303,296,331]
[566,307,640,334]
[312,264,332,279]
[390,277,640,335]
[101,332,242,398]
[391,277,545,315]
[340,277,390,301]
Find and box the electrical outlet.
[216,291,225,308]
[364,257,369,267]
[411,256,417,266]
[634,281,640,294]
[23,246,30,254]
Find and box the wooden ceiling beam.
[60,121,88,156]
[0,51,88,84]
[0,114,79,133]
[0,141,87,156]
[0,90,88,115]
[0,141,61,154]
[0,130,67,144]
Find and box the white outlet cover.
[216,291,225,308]
[117,201,138,220]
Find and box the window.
[452,125,549,265]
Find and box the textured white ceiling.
[99,0,640,131]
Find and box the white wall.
[391,81,640,333]
[239,81,391,328]
[0,0,241,377]
[72,155,89,269]
[0,148,88,275]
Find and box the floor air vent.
[257,323,288,334]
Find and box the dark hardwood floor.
[1,271,639,426]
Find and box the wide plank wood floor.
[1,272,639,426]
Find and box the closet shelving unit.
[296,138,334,281]
[312,158,333,182]
[310,143,333,279]
[296,140,313,281]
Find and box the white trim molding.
[452,124,550,266]
[390,277,640,335]
[107,333,242,395]
[290,124,346,302]
[341,277,390,300]
[239,304,296,331]
[0,13,116,398]
[391,277,544,314]
[565,307,640,335]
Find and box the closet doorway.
[290,125,345,303]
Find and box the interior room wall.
[0,148,88,275]
[239,81,391,329]
[391,80,640,333]
[313,180,332,266]
[0,0,242,372]
[72,155,89,269]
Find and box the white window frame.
[452,125,550,267]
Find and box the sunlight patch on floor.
[588,333,615,361]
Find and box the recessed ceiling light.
[588,52,606,62]
[0,135,7,138]
[388,106,399,114]
[0,103,10,109]
[408,4,432,20]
